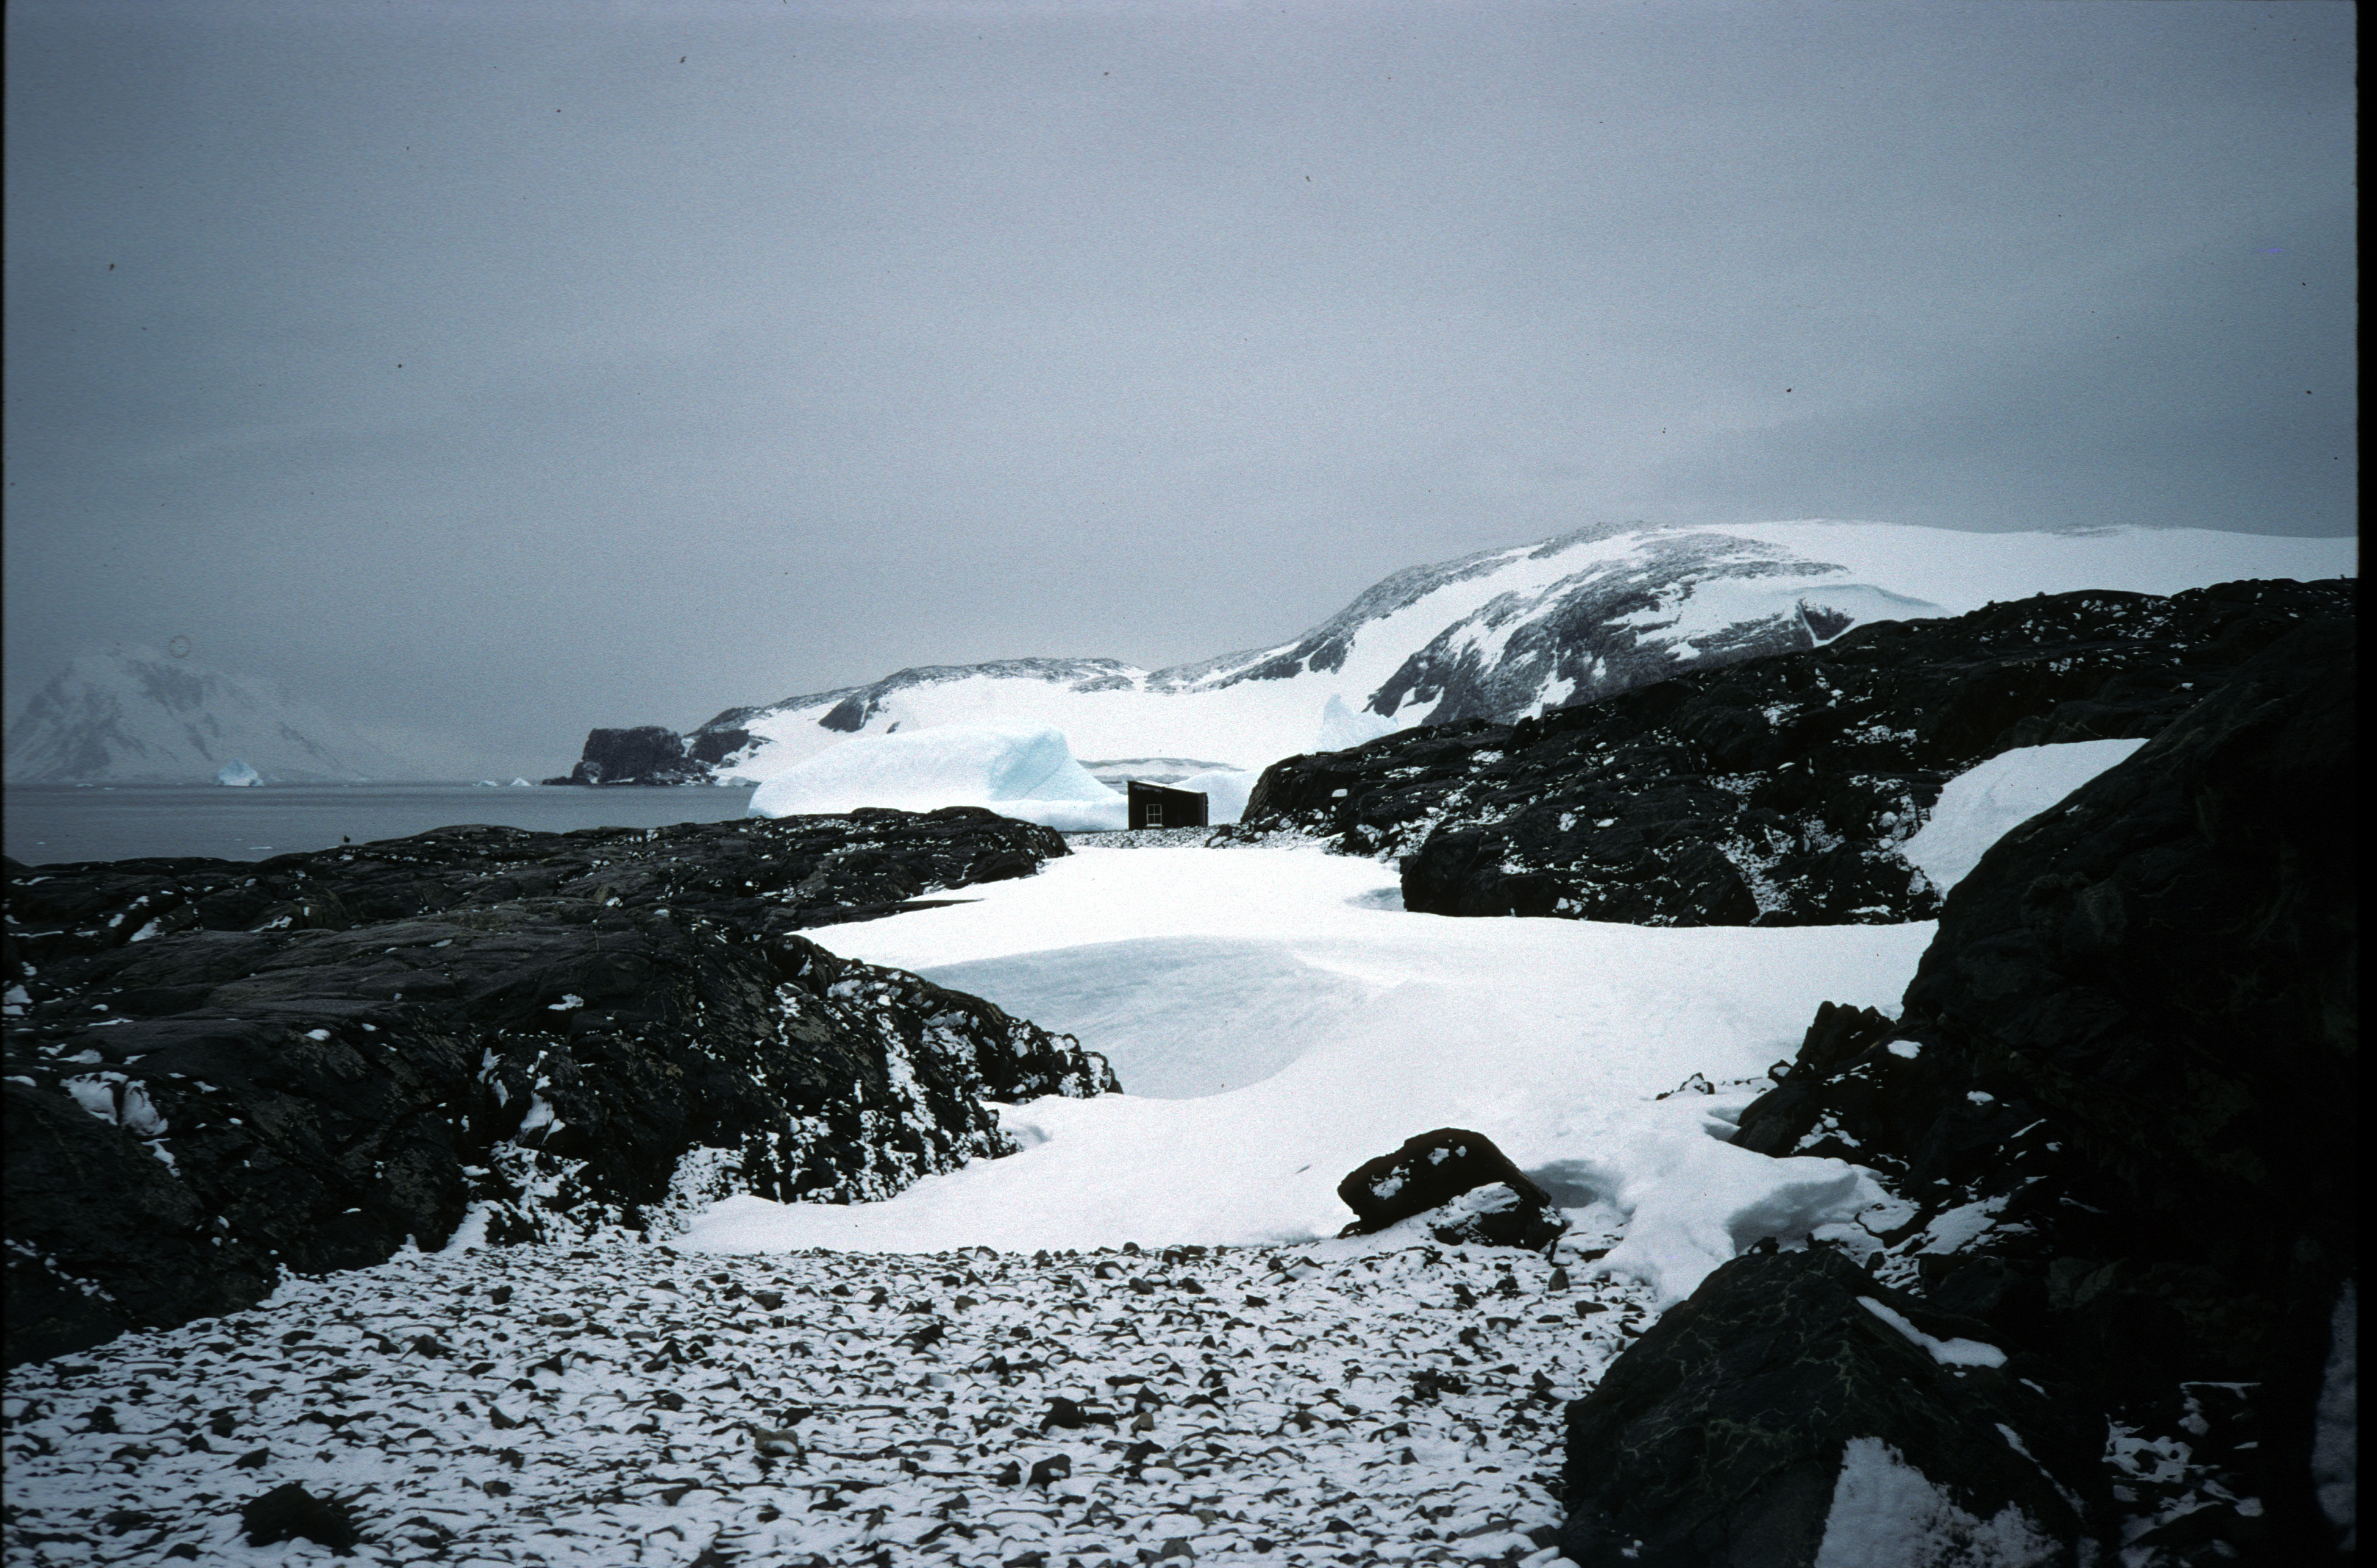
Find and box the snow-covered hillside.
[2,647,407,785]
[690,522,2354,782]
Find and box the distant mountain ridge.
[594,520,2353,785]
[2,647,405,785]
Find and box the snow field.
[704,845,1934,1305]
[717,738,2156,1297]
[1,1233,1648,1566]
[0,736,2178,1565]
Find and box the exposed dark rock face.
[1408,1185,1570,1253]
[4,808,1113,1367]
[686,726,752,767]
[1339,1128,1567,1252]
[546,725,710,786]
[1561,616,2356,1564]
[1559,1245,2087,1568]
[1366,532,1869,728]
[1228,577,2353,928]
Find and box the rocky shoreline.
[5,808,1111,1367]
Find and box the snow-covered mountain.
[2,647,406,785]
[681,521,2355,782]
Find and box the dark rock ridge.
[1559,615,2356,1564]
[4,808,1116,1367]
[1229,577,2352,928]
[1339,1128,1568,1252]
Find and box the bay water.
[2,783,761,867]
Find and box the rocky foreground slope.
[0,1231,1644,1566]
[4,809,1116,1367]
[1230,577,2351,928]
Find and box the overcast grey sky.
[4,0,2355,776]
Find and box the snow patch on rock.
[1898,738,2149,894]
[1814,1436,2061,1567]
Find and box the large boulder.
[1338,1128,1567,1251]
[1227,577,2351,928]
[1564,615,2356,1563]
[3,809,1114,1367]
[1559,1244,2087,1568]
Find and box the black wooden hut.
[1127,780,1209,830]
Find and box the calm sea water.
[2,783,761,867]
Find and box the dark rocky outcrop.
[545,725,710,786]
[686,725,753,767]
[1228,577,2353,927]
[9,804,1067,939]
[240,1483,366,1554]
[4,808,1113,1367]
[1560,1245,2087,1567]
[1338,1128,1567,1252]
[1560,615,2356,1563]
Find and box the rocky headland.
[4,808,1113,1367]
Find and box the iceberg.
[215,759,263,787]
[1316,694,1397,752]
[747,723,1128,832]
[1175,768,1260,825]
